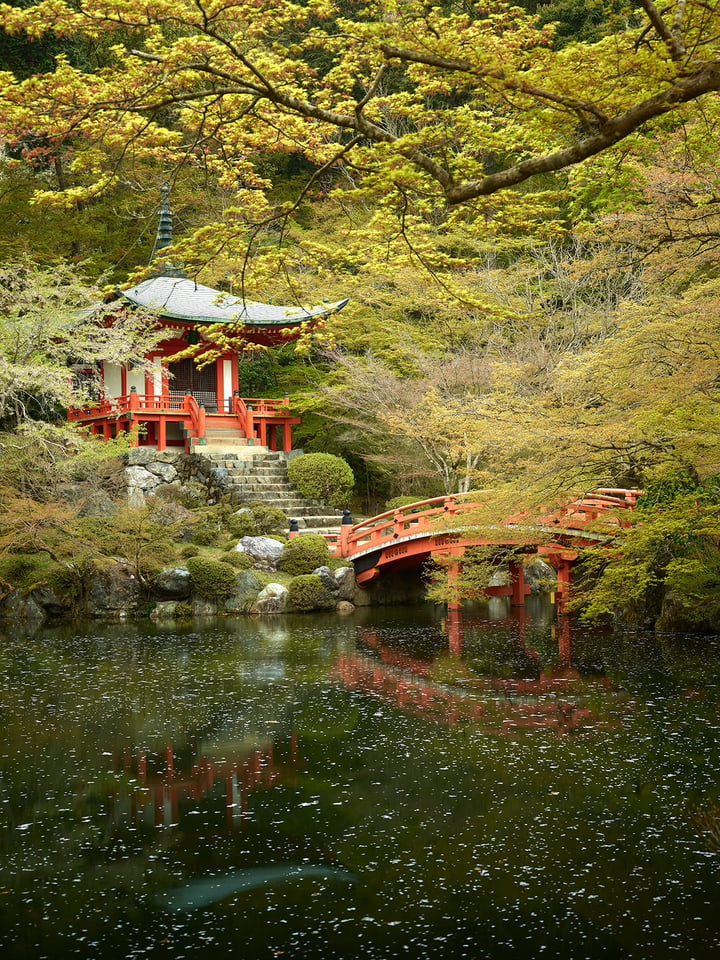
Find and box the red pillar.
[447,607,462,656]
[510,559,530,606]
[556,559,573,615]
[282,422,292,451]
[557,616,572,665]
[158,416,166,451]
[447,559,461,613]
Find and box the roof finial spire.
[156,182,173,251]
[153,182,185,277]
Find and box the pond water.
[1,598,720,959]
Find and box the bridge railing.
[331,488,643,558]
[333,495,480,557]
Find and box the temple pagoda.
[68,187,348,452]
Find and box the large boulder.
[256,582,288,614]
[146,461,178,483]
[30,584,71,619]
[235,536,284,571]
[333,566,356,602]
[523,557,557,594]
[152,566,192,600]
[150,600,187,620]
[0,589,45,621]
[85,560,142,618]
[77,490,118,518]
[123,448,154,466]
[656,591,718,634]
[312,565,340,594]
[192,599,218,617]
[224,571,263,613]
[122,465,161,506]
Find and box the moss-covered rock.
[185,556,239,600]
[220,551,254,569]
[280,534,331,576]
[287,574,336,611]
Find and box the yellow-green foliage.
[246,501,287,537]
[287,574,335,612]
[280,534,330,576]
[225,512,258,539]
[0,553,47,594]
[185,556,238,600]
[220,551,254,570]
[287,453,354,509]
[576,476,720,625]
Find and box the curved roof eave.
[119,276,349,326]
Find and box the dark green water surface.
[1,599,720,958]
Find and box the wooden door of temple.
[168,358,217,411]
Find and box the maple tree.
[1,0,720,263]
[0,260,162,428]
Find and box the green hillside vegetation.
[1,0,720,625]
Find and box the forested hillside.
[1,0,720,624]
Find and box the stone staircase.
[203,450,345,538]
[188,424,254,450]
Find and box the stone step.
[295,516,345,528]
[229,472,289,479]
[227,473,288,483]
[297,528,342,540]
[230,480,290,489]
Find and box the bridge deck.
[317,488,641,606]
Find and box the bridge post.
[339,510,353,556]
[447,560,462,612]
[556,559,573,615]
[537,545,578,616]
[509,559,530,606]
[447,607,462,656]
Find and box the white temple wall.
[223,359,232,401]
[127,366,145,395]
[103,362,122,399]
[151,358,163,397]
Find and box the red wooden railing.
[68,390,298,450]
[329,489,642,559]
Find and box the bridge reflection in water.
[101,611,599,834]
[334,610,604,738]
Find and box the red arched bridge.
[320,488,641,612]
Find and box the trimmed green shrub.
[287,453,354,509]
[176,482,206,509]
[287,575,336,611]
[185,556,238,600]
[173,601,193,618]
[220,551,254,569]
[225,511,258,539]
[248,500,288,536]
[190,518,221,546]
[181,544,200,559]
[280,534,331,576]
